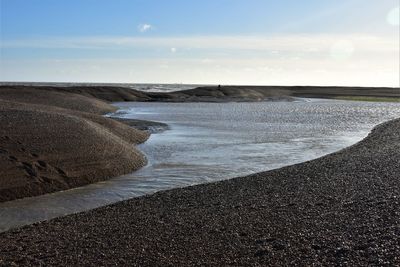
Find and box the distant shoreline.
[1,84,399,102]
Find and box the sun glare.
[387,6,400,26]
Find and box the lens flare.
[387,6,399,26]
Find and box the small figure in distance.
[218,84,221,89]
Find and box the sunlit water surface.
[1,99,400,232]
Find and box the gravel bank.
[1,118,399,266]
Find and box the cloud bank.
[1,34,399,87]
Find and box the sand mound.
[0,87,117,114]
[0,90,149,202]
[1,85,151,102]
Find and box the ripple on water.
[1,99,400,232]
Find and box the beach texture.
[0,87,149,202]
[1,118,399,266]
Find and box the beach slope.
[1,118,399,265]
[0,88,149,202]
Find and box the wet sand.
[0,118,399,265]
[110,117,169,133]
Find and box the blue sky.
[1,0,399,86]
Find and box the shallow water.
[1,99,400,232]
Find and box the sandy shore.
[0,117,399,265]
[0,87,152,202]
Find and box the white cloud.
[201,58,214,63]
[137,23,153,33]
[1,34,398,87]
[330,40,355,60]
[2,56,398,87]
[2,34,397,55]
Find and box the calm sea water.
[1,98,400,232]
[0,82,203,92]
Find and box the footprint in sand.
[37,160,47,167]
[1,136,11,140]
[35,160,48,171]
[21,162,38,177]
[8,155,18,161]
[31,153,39,158]
[55,167,67,176]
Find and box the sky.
[0,0,399,87]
